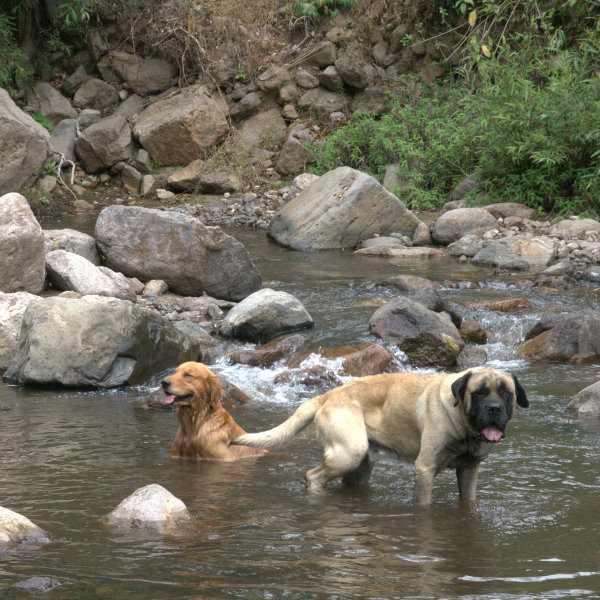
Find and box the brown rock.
[274,365,342,387]
[518,310,600,364]
[459,321,488,344]
[228,334,309,368]
[285,342,401,377]
[133,85,228,166]
[167,159,206,192]
[460,298,533,312]
[378,275,441,292]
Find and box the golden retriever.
[161,362,266,460]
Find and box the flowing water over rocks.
[1,223,600,599]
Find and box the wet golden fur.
[162,362,266,460]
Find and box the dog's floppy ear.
[206,369,223,408]
[512,374,529,408]
[452,371,472,407]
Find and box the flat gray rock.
[43,228,100,265]
[556,218,600,237]
[45,250,135,301]
[472,235,558,270]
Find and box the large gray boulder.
[431,208,497,245]
[0,89,50,194]
[268,167,421,250]
[369,296,464,367]
[45,250,136,301]
[565,381,600,418]
[97,51,175,95]
[518,310,600,364]
[0,193,46,294]
[472,235,558,270]
[0,506,49,547]
[43,228,100,265]
[220,288,313,343]
[133,85,228,166]
[74,115,132,173]
[0,292,41,372]
[102,484,190,533]
[32,82,77,125]
[95,206,262,301]
[3,296,199,388]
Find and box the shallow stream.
[2,220,600,599]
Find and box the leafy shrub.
[294,0,356,20]
[33,111,54,132]
[0,13,33,91]
[313,39,600,215]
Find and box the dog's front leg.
[413,460,436,506]
[456,461,480,503]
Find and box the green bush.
[294,0,356,20]
[0,13,33,91]
[313,39,600,215]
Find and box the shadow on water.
[2,226,600,598]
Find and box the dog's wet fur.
[232,367,528,504]
[162,362,266,460]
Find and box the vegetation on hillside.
[314,0,600,215]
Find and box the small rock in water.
[14,577,61,591]
[102,484,191,533]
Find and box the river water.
[1,220,600,599]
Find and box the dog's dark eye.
[501,390,512,400]
[472,390,486,400]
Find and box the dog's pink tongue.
[482,426,503,442]
[162,394,176,405]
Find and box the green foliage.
[42,161,58,178]
[0,12,33,91]
[313,38,600,215]
[58,0,92,27]
[294,0,356,20]
[33,111,54,132]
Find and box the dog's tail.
[231,395,325,451]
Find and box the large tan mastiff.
[232,367,529,504]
